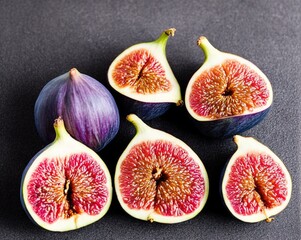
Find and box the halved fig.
[20,118,112,232]
[221,135,292,223]
[185,37,273,138]
[108,28,182,120]
[115,114,209,223]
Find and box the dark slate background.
[0,1,300,239]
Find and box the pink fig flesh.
[118,140,206,217]
[27,153,110,223]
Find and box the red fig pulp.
[221,135,291,223]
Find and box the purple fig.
[34,68,120,152]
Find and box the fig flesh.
[20,118,112,232]
[185,37,273,138]
[34,68,120,152]
[108,28,182,120]
[221,135,291,223]
[115,114,209,223]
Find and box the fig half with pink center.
[20,118,112,232]
[221,135,292,223]
[185,37,273,138]
[115,114,209,223]
[108,28,182,120]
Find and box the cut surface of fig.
[28,153,109,224]
[111,49,172,95]
[21,118,112,232]
[115,114,209,223]
[108,28,182,121]
[108,28,180,102]
[189,59,270,119]
[221,135,291,223]
[185,37,273,138]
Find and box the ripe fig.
[115,114,209,223]
[20,117,112,232]
[34,68,120,152]
[185,37,273,138]
[108,28,182,120]
[221,135,292,223]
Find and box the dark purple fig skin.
[191,108,270,139]
[34,69,120,152]
[129,100,172,121]
[114,93,172,121]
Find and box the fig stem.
[69,68,80,81]
[126,114,149,134]
[154,28,176,51]
[147,216,154,223]
[176,99,184,107]
[53,117,70,141]
[197,36,219,60]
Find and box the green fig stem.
[197,36,219,60]
[69,68,80,81]
[154,28,176,51]
[54,117,70,141]
[126,114,150,134]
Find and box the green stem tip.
[126,114,149,133]
[154,28,176,47]
[53,117,69,140]
[164,28,176,37]
[197,36,219,59]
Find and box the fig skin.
[185,37,273,138]
[34,68,120,152]
[20,117,112,232]
[114,95,173,121]
[221,135,292,223]
[195,109,270,138]
[108,28,182,120]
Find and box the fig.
[108,28,182,120]
[20,118,112,232]
[34,68,120,152]
[221,135,292,223]
[115,114,209,223]
[185,37,273,138]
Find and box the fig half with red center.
[20,118,112,232]
[185,37,273,138]
[108,28,182,120]
[221,135,292,223]
[115,114,209,223]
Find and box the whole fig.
[34,68,120,152]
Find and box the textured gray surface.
[0,0,300,239]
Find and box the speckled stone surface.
[0,1,300,239]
